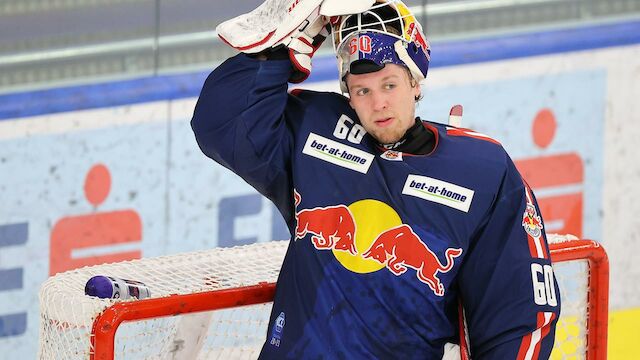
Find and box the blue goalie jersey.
[191,54,561,359]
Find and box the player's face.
[347,64,420,144]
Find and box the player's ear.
[412,80,421,102]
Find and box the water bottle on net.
[85,275,151,300]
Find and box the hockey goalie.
[191,0,562,358]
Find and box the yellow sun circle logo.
[332,199,402,273]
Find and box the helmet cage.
[331,0,431,92]
[333,1,410,51]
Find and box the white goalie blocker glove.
[285,13,329,83]
[216,0,375,83]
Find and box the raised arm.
[191,54,296,220]
[191,1,333,221]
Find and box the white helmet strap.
[394,40,425,83]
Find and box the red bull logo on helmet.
[406,22,428,51]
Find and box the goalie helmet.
[331,0,431,92]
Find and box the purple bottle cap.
[85,275,113,298]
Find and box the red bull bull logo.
[407,22,429,51]
[294,190,357,255]
[294,190,461,295]
[522,186,549,260]
[362,224,462,296]
[522,203,543,238]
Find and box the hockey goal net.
[38,235,608,359]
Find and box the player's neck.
[380,117,435,155]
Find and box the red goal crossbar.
[90,283,277,360]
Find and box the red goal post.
[547,237,609,359]
[38,235,608,359]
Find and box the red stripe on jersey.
[458,299,470,360]
[446,127,501,145]
[516,312,556,360]
[516,333,533,360]
[531,312,556,360]
[525,234,540,259]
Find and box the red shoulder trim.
[446,127,501,145]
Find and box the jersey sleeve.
[458,157,561,360]
[190,54,298,222]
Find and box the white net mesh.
[39,241,288,359]
[107,304,273,359]
[551,259,589,358]
[547,234,592,360]
[39,236,602,359]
